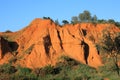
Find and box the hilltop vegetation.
[0,56,120,80]
[57,10,120,27]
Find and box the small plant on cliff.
[43,16,54,22]
[55,19,60,25]
[62,20,69,25]
[5,30,12,33]
[24,44,34,54]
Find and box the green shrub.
[42,65,54,74]
[62,20,69,24]
[0,63,17,74]
[74,76,83,80]
[34,65,55,77]
[5,30,12,33]
[59,56,79,66]
[17,66,32,75]
[10,73,38,80]
[9,57,17,64]
[10,66,37,80]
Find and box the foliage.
[91,15,97,22]
[102,30,120,56]
[62,20,69,24]
[97,19,107,23]
[10,66,37,80]
[101,29,120,75]
[70,10,120,25]
[33,65,55,77]
[42,65,54,75]
[59,56,79,67]
[43,16,54,22]
[115,22,120,27]
[0,56,120,80]
[70,10,99,23]
[9,57,17,64]
[43,16,51,19]
[98,57,120,79]
[71,16,79,24]
[55,19,60,25]
[5,30,12,33]
[108,19,115,24]
[17,66,32,75]
[79,10,91,22]
[0,63,17,74]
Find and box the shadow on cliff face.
[82,29,87,36]
[0,37,19,58]
[8,41,19,52]
[0,37,10,57]
[43,35,52,56]
[81,41,89,64]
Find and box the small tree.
[79,10,91,22]
[115,22,120,27]
[62,20,69,25]
[79,13,84,22]
[101,29,120,75]
[91,15,97,22]
[43,16,54,22]
[5,30,12,33]
[97,19,107,23]
[55,19,60,25]
[108,19,115,24]
[71,16,79,24]
[43,16,51,19]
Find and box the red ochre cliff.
[0,18,119,68]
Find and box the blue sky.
[0,0,120,32]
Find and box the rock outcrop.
[16,18,103,68]
[1,18,119,68]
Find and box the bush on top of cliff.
[71,10,120,27]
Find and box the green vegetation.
[43,16,54,22]
[4,30,12,33]
[79,10,92,22]
[71,16,79,24]
[99,29,120,76]
[55,19,60,25]
[71,10,96,24]
[41,11,120,27]
[43,16,51,20]
[62,20,69,25]
[70,10,120,27]
[0,55,120,80]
